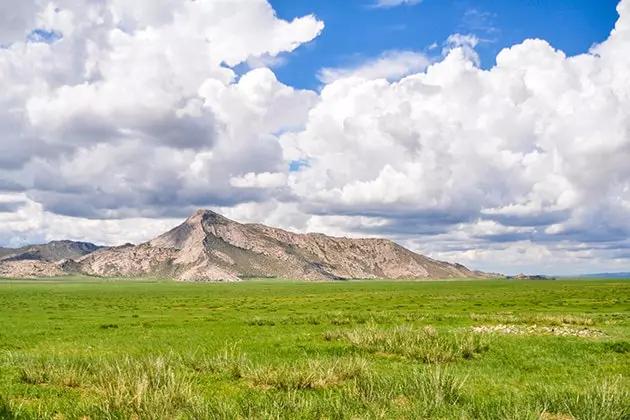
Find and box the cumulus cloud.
[230,172,288,189]
[0,1,38,45]
[2,0,630,274]
[0,0,322,219]
[318,51,431,83]
[443,33,480,65]
[279,0,630,273]
[0,193,182,247]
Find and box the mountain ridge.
[0,240,102,263]
[0,210,491,281]
[576,272,630,279]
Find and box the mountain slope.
[75,210,485,281]
[0,241,101,263]
[0,240,102,279]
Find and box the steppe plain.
[0,277,629,419]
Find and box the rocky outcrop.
[0,210,490,281]
[0,260,65,278]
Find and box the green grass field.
[0,277,629,419]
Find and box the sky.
[0,0,628,276]
[269,0,619,89]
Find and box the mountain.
[0,248,15,259]
[578,273,630,279]
[0,240,102,279]
[0,240,101,263]
[75,210,486,281]
[0,210,490,281]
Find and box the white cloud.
[443,33,480,65]
[279,0,630,273]
[0,1,38,45]
[445,33,479,49]
[0,194,181,247]
[230,172,288,189]
[0,0,322,219]
[372,0,422,9]
[318,50,430,83]
[2,0,630,274]
[461,8,499,36]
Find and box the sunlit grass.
[0,277,628,418]
[324,324,489,362]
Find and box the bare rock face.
[0,240,102,279]
[77,210,484,281]
[0,210,490,281]
[0,260,65,278]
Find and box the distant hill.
[0,248,15,259]
[578,273,630,279]
[0,241,102,263]
[0,210,492,281]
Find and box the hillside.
[0,210,488,281]
[0,241,101,263]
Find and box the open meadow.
[0,278,629,419]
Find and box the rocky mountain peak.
[0,209,494,281]
[190,209,230,224]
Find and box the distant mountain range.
[576,273,630,279]
[0,210,492,281]
[0,240,101,262]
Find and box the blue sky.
[270,0,620,89]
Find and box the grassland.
[0,277,629,419]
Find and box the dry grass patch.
[540,413,574,420]
[91,356,196,416]
[471,324,604,338]
[325,324,488,363]
[193,346,252,379]
[248,357,368,390]
[537,377,630,420]
[10,354,94,389]
[350,365,466,417]
[469,313,595,326]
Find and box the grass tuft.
[90,355,196,419]
[248,357,368,390]
[325,324,489,363]
[562,378,630,420]
[0,395,21,420]
[245,317,276,326]
[16,356,92,388]
[200,346,252,379]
